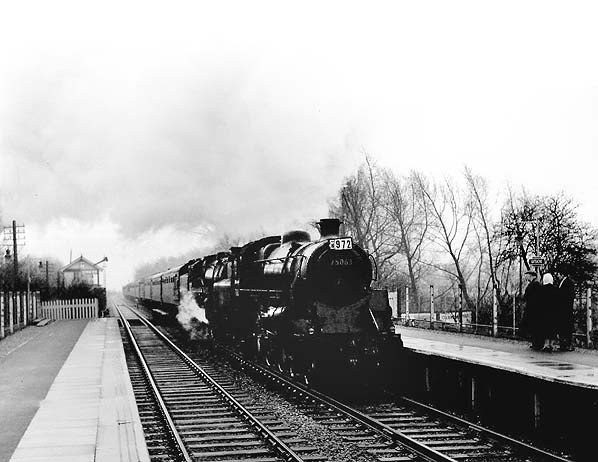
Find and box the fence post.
[15,292,19,327]
[0,294,4,339]
[405,286,410,322]
[19,292,24,327]
[512,294,516,338]
[492,288,498,337]
[36,292,41,319]
[8,292,14,335]
[16,292,20,327]
[458,285,463,332]
[25,291,29,326]
[587,287,593,347]
[430,285,435,329]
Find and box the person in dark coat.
[556,270,575,351]
[522,270,543,350]
[538,273,560,351]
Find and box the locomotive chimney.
[317,218,341,238]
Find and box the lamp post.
[515,231,523,297]
[4,249,11,290]
[44,261,48,288]
[522,219,540,255]
[39,260,50,293]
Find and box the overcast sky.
[1,1,597,289]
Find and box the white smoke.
[176,290,210,340]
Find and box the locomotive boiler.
[202,218,403,386]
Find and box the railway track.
[225,340,574,462]
[118,305,323,462]
[118,303,572,462]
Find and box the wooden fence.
[1,291,40,339]
[39,298,99,320]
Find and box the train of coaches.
[123,218,403,386]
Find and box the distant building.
[60,256,107,288]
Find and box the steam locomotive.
[123,218,403,386]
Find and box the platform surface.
[398,325,598,390]
[5,318,149,462]
[0,321,88,462]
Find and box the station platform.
[0,319,149,462]
[397,325,598,390]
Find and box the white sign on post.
[529,255,545,268]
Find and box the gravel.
[218,359,381,462]
[164,324,383,461]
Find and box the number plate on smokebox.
[328,237,353,250]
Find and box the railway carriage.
[160,265,183,305]
[122,282,137,300]
[139,277,148,301]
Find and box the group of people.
[522,269,575,352]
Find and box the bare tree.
[330,155,396,285]
[414,172,476,310]
[383,170,430,308]
[463,167,506,307]
[499,191,598,285]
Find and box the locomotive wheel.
[278,346,290,374]
[254,335,262,357]
[307,361,317,385]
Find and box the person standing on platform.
[539,272,559,351]
[556,270,575,351]
[522,270,543,350]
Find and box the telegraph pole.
[3,221,25,292]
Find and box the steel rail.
[225,348,455,462]
[124,304,305,462]
[228,346,574,462]
[115,305,193,462]
[401,396,572,462]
